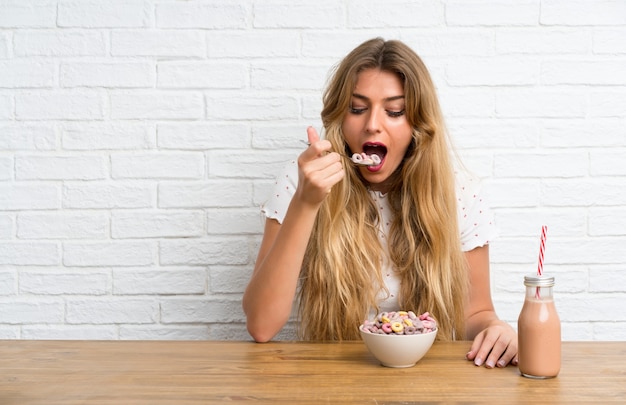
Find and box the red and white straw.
[537,225,547,277]
[535,225,548,298]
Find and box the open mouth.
[362,143,387,164]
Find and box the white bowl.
[359,325,437,368]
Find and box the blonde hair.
[298,38,468,341]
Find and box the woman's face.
[341,68,413,193]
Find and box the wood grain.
[0,340,624,404]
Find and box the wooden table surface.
[0,340,624,404]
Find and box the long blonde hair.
[298,38,468,341]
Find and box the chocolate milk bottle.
[517,275,561,378]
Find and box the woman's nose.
[365,109,382,134]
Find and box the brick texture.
[1,0,625,341]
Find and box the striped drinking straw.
[535,225,548,298]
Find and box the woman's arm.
[464,245,518,368]
[242,128,344,342]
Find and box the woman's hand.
[466,320,518,368]
[294,127,344,207]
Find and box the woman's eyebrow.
[352,93,405,102]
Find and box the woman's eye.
[387,109,405,118]
[349,106,367,114]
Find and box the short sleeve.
[260,159,298,224]
[455,171,498,252]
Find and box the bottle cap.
[524,275,555,287]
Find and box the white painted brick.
[562,322,593,341]
[446,0,539,26]
[590,150,626,176]
[593,322,626,341]
[113,268,206,295]
[494,208,587,238]
[541,179,626,207]
[448,119,538,149]
[549,238,626,265]
[14,30,106,56]
[252,124,311,149]
[111,210,205,239]
[66,298,158,324]
[157,61,247,89]
[17,212,108,239]
[16,155,107,180]
[494,152,588,178]
[21,325,118,340]
[62,123,154,150]
[156,2,248,29]
[19,270,109,295]
[438,89,495,118]
[0,1,57,28]
[0,94,12,119]
[0,32,8,58]
[110,91,204,120]
[589,207,626,236]
[348,0,443,27]
[0,61,55,88]
[541,0,626,26]
[63,241,156,267]
[111,152,205,179]
[209,322,253,340]
[446,56,538,86]
[0,124,56,150]
[593,28,626,53]
[254,1,343,28]
[207,208,262,235]
[0,298,64,323]
[543,59,626,85]
[589,91,626,118]
[111,30,206,57]
[206,93,299,120]
[0,270,16,295]
[60,62,155,88]
[119,325,209,340]
[0,215,13,239]
[0,184,60,210]
[589,265,626,292]
[207,31,299,58]
[496,29,590,54]
[157,123,249,150]
[541,119,625,147]
[208,150,296,179]
[559,294,626,322]
[301,94,324,121]
[158,181,253,208]
[399,30,495,57]
[210,266,251,294]
[58,0,150,28]
[16,92,105,120]
[302,32,388,58]
[492,264,588,294]
[0,156,11,180]
[159,238,250,266]
[485,180,540,208]
[161,298,243,323]
[496,89,586,118]
[63,182,154,209]
[251,63,328,90]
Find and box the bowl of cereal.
[359,311,437,368]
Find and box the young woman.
[243,38,517,368]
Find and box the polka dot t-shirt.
[261,159,497,312]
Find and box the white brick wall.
[1,0,625,341]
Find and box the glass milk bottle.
[517,275,561,378]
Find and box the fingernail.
[497,360,506,368]
[485,360,495,369]
[465,351,472,360]
[474,357,483,366]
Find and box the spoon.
[299,140,380,166]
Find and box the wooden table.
[0,340,624,404]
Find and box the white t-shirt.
[261,159,497,312]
